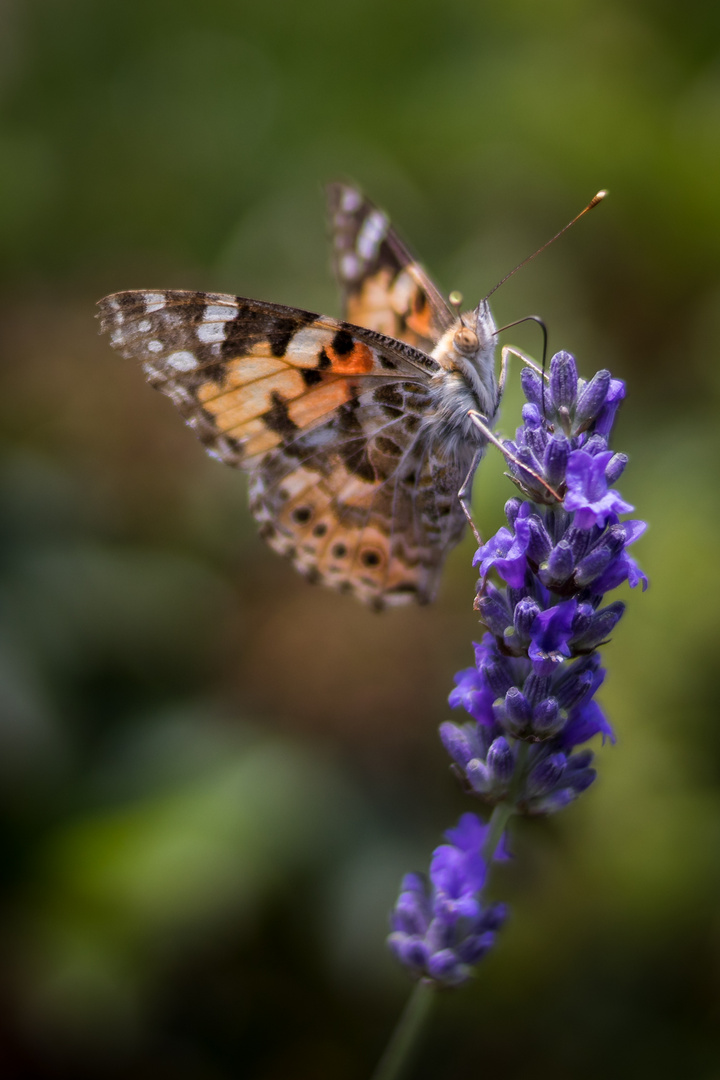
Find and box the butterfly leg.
[458,446,485,545]
[467,411,562,503]
[497,344,547,403]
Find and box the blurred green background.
[1,0,719,1076]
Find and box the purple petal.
[561,699,616,748]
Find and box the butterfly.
[98,183,500,609]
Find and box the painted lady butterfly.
[98,184,502,609]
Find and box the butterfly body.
[98,185,500,608]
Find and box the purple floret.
[564,450,634,529]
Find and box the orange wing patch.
[283,325,375,375]
[324,336,374,374]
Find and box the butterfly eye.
[453,327,479,355]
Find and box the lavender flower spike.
[443,350,646,809]
[388,813,509,987]
[388,349,644,1013]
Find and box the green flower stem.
[370,978,435,1080]
[480,798,515,864]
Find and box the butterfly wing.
[327,183,454,352]
[247,381,470,608]
[98,289,470,607]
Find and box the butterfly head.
[436,299,496,370]
[429,299,498,426]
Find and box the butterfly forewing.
[327,183,454,352]
[98,287,471,606]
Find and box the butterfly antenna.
[494,315,550,418]
[482,190,607,304]
[494,314,548,370]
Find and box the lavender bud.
[564,526,593,563]
[584,433,608,456]
[477,592,512,637]
[524,424,548,458]
[571,602,596,638]
[504,687,531,726]
[505,498,523,528]
[487,737,514,782]
[428,950,465,983]
[556,670,593,710]
[521,403,543,430]
[549,351,578,410]
[574,547,614,586]
[566,767,596,794]
[523,672,551,707]
[513,444,544,479]
[479,902,509,932]
[514,596,540,641]
[595,379,626,436]
[568,749,594,770]
[543,436,570,489]
[532,697,563,738]
[575,369,611,427]
[572,601,626,650]
[484,660,513,697]
[511,446,549,501]
[507,584,529,612]
[527,753,567,797]
[521,368,544,410]
[540,540,575,587]
[466,758,492,793]
[439,721,474,767]
[547,506,572,542]
[525,515,552,563]
[458,932,495,964]
[605,452,628,484]
[388,935,429,970]
[575,527,626,586]
[530,788,575,814]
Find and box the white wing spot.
[110,329,125,346]
[147,340,164,353]
[204,304,235,320]
[340,188,362,212]
[167,350,198,372]
[357,211,388,260]
[197,321,227,344]
[169,387,193,406]
[137,319,152,332]
[143,292,166,313]
[341,253,361,280]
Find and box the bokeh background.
[2,1,719,1076]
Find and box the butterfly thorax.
[425,300,498,458]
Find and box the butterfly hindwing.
[247,380,470,607]
[327,182,454,351]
